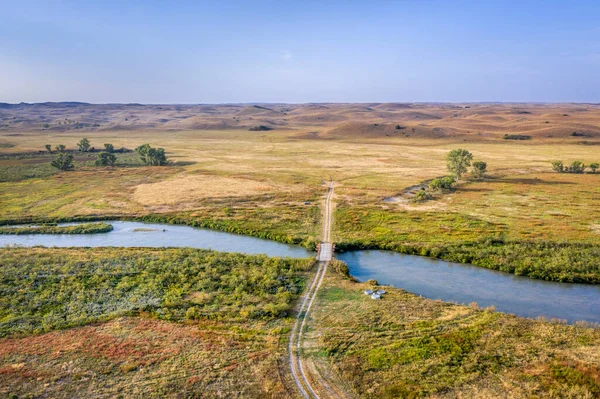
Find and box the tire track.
[289,182,335,399]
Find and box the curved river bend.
[1,221,599,324]
[0,221,312,258]
[338,250,600,324]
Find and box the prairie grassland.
[303,269,600,399]
[0,247,315,398]
[2,126,600,278]
[0,317,295,399]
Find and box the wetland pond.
[1,221,598,324]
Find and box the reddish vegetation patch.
[0,317,289,398]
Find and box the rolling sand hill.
[0,102,599,143]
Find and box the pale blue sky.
[1,0,599,103]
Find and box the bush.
[551,161,564,173]
[135,144,168,166]
[248,125,273,131]
[50,152,74,171]
[96,152,116,166]
[471,161,487,178]
[429,176,455,192]
[589,163,598,173]
[77,138,91,152]
[414,189,431,202]
[567,161,586,174]
[504,134,531,140]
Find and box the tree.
[429,176,455,191]
[569,161,586,174]
[551,161,564,173]
[55,144,66,153]
[44,144,52,153]
[95,152,116,166]
[51,152,74,171]
[77,138,91,152]
[135,144,168,166]
[590,163,599,173]
[471,161,487,178]
[446,149,473,178]
[104,143,115,153]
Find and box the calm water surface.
[338,250,600,324]
[0,221,313,258]
[3,222,599,323]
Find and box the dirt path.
[288,182,337,399]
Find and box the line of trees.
[552,161,598,174]
[46,139,169,171]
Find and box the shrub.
[551,161,564,173]
[414,189,431,202]
[96,152,117,166]
[589,163,599,173]
[104,143,115,153]
[471,161,487,178]
[135,144,168,166]
[567,161,585,174]
[504,134,531,140]
[248,125,273,131]
[77,138,91,152]
[429,176,455,191]
[50,152,74,171]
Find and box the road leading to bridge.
[288,181,335,399]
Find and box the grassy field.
[0,222,113,234]
[1,103,600,397]
[0,247,315,398]
[302,267,600,398]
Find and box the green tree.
[55,144,66,153]
[50,152,74,171]
[429,176,455,191]
[77,138,91,152]
[551,161,564,173]
[471,161,487,178]
[446,149,473,178]
[135,144,168,166]
[95,152,116,166]
[569,161,586,174]
[104,143,115,153]
[590,163,599,173]
[44,144,52,153]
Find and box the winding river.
[338,250,600,324]
[2,221,599,324]
[0,221,312,258]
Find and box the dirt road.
[288,182,335,399]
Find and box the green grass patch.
[0,247,315,337]
[0,222,113,235]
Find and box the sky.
[1,0,599,103]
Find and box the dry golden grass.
[133,174,305,207]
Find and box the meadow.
[302,266,600,398]
[0,247,314,398]
[1,102,600,397]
